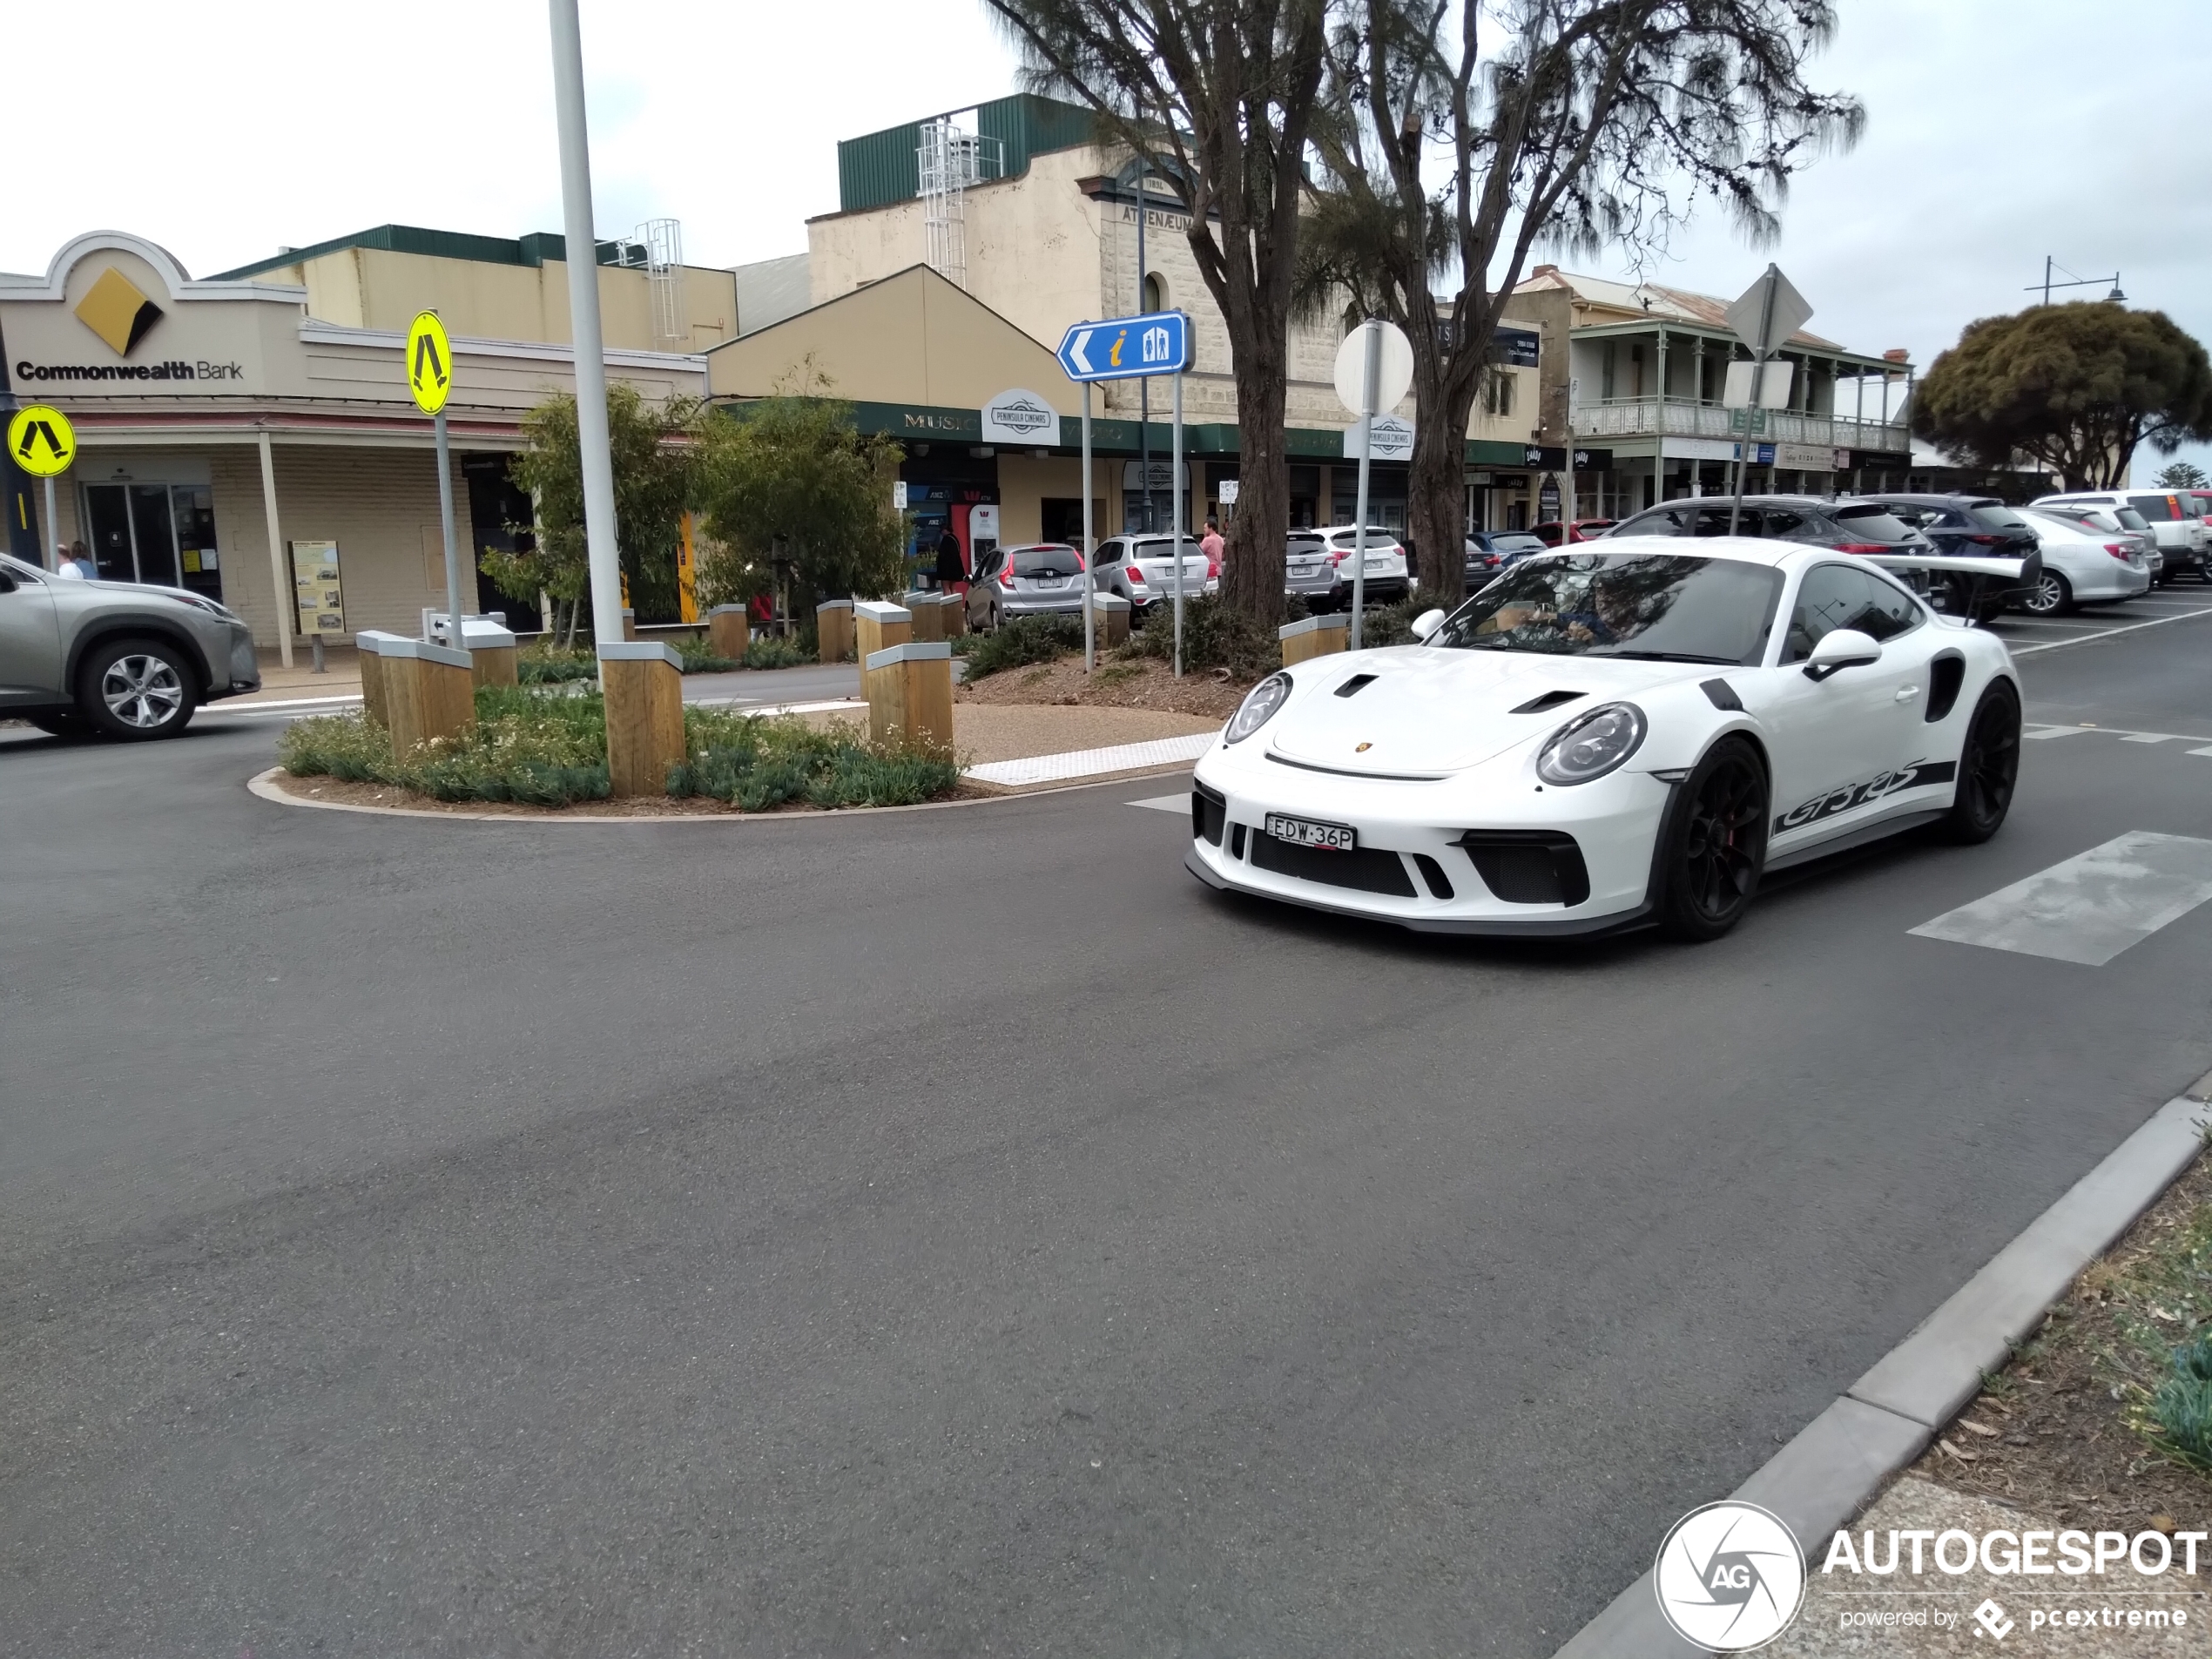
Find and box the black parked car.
[1852,495,2046,622]
[1607,494,2039,624]
[1464,529,1551,588]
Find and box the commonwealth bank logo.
[75,267,165,357]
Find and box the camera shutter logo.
[1653,1501,1805,1650]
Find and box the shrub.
[961,613,1087,680]
[674,634,738,674]
[742,635,809,671]
[669,712,958,809]
[280,685,611,806]
[1123,594,1281,679]
[518,643,597,685]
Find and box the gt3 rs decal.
[1775,759,1958,834]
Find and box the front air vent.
[1251,832,1417,897]
[1412,853,1456,900]
[1454,830,1591,907]
[1334,674,1379,698]
[1192,783,1226,846]
[1510,690,1585,715]
[1925,653,1966,722]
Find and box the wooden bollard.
[815,599,854,663]
[353,630,412,727]
[901,590,947,644]
[853,599,912,664]
[377,637,475,754]
[941,591,968,638]
[456,617,519,687]
[1280,612,1351,666]
[864,641,954,752]
[706,604,752,662]
[598,641,686,798]
[1090,593,1130,648]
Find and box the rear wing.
[1861,551,2033,581]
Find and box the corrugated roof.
[732,253,813,336]
[1514,266,1843,351]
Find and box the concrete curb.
[246,764,1198,824]
[1554,1075,2212,1657]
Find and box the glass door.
[130,485,180,587]
[84,484,137,580]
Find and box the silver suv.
[1088,534,1215,621]
[0,552,260,738]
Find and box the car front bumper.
[1186,738,1673,935]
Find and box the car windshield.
[2114,507,2150,530]
[1430,553,1784,664]
[1133,538,1200,559]
[1011,547,1082,577]
[1485,534,1548,554]
[1967,504,2030,530]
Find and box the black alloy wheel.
[1941,681,2021,844]
[1657,737,1769,942]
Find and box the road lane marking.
[2193,745,2212,758]
[966,733,1216,786]
[2122,733,2179,743]
[1128,794,1189,813]
[2006,604,2212,655]
[1910,832,2212,966]
[2022,725,2089,739]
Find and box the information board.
[291,539,345,636]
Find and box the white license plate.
[1033,577,1067,589]
[1265,813,1357,851]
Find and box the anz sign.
[1056,310,1192,383]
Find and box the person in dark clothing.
[933,527,968,593]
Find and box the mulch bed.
[1907,1148,2212,1537]
[957,652,1252,720]
[267,771,996,816]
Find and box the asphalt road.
[4,604,2211,1656]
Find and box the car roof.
[1636,494,1831,510]
[1855,492,2001,508]
[1534,532,1798,568]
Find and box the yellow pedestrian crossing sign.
[407,310,453,415]
[7,404,76,478]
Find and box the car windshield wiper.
[1583,649,1741,664]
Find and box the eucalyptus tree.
[1300,1,1864,604]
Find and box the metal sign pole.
[1730,268,1779,537]
[1171,369,1184,678]
[1082,382,1095,673]
[1351,320,1379,650]
[42,475,57,571]
[435,408,466,647]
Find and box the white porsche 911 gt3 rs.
[1186,538,2022,941]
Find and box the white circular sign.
[1332,319,1414,416]
[1652,1501,1805,1651]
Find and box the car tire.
[77,636,199,740]
[2019,569,2073,616]
[987,601,1001,634]
[1940,680,2020,845]
[1656,736,1769,943]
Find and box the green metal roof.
[206,224,647,282]
[836,94,1095,215]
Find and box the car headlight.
[163,590,238,621]
[1226,671,1292,743]
[1536,701,1646,786]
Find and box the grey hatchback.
[966,543,1089,631]
[0,552,260,738]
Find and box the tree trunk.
[1407,390,1470,611]
[1222,327,1290,624]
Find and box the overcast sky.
[10,0,2209,479]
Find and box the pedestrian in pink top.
[1200,516,1225,580]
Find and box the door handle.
[1895,685,1920,702]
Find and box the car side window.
[1095,541,1123,565]
[1762,509,1809,539]
[1784,564,1918,662]
[1691,507,1758,536]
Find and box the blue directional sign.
[1056,310,1191,382]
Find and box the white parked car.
[1284,525,1411,610]
[2013,509,2154,614]
[2033,490,2209,581]
[1188,540,2020,941]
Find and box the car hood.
[1266,646,1706,776]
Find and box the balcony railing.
[1573,396,1908,453]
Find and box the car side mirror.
[1410,608,1447,642]
[1804,627,1881,681]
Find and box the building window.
[1145,273,1167,313]
[1482,369,1515,419]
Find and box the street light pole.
[2029,256,2123,307]
[548,0,624,656]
